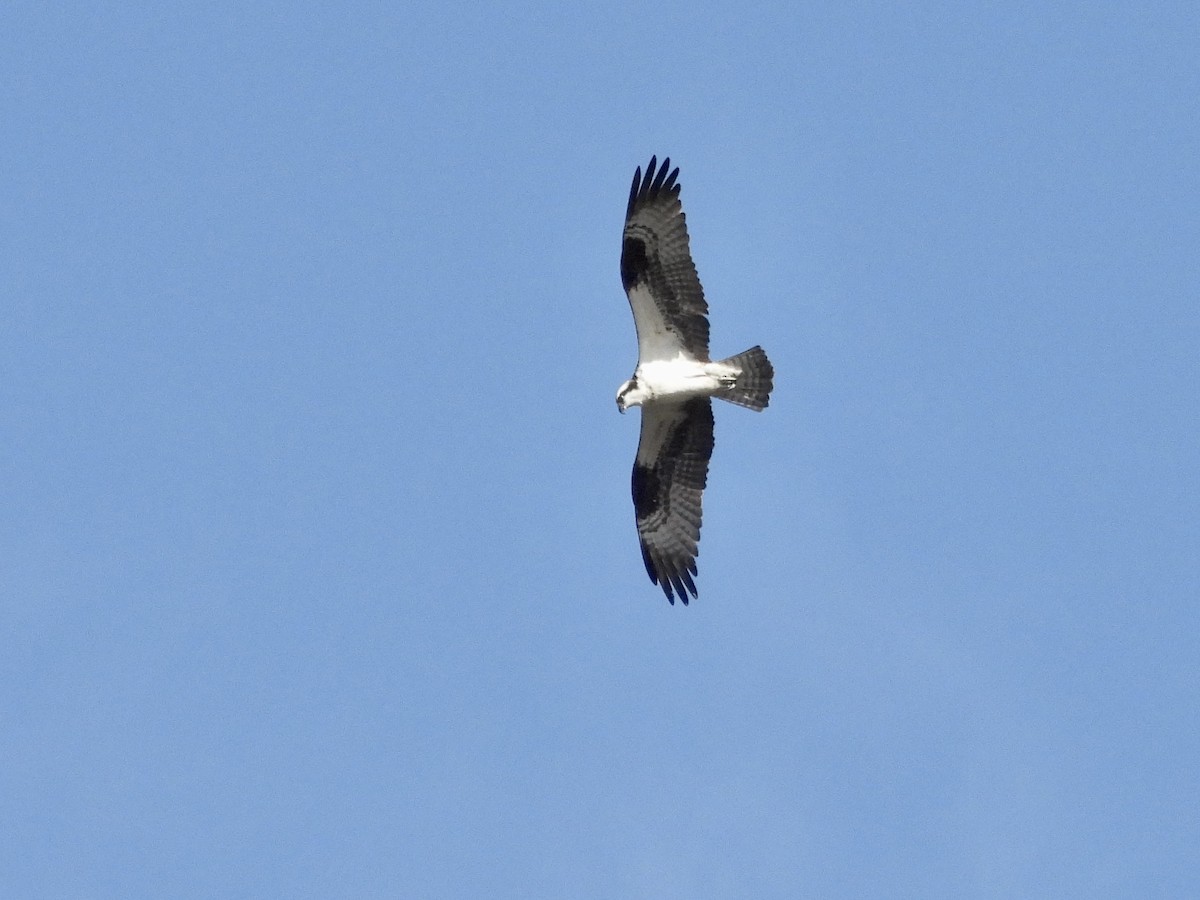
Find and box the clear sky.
[3,2,1198,897]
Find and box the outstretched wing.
[621,156,710,363]
[632,398,715,604]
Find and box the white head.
[616,377,648,414]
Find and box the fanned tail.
[717,346,774,411]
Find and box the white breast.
[635,356,724,402]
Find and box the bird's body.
[617,355,740,408]
[616,156,774,604]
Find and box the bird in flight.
[616,156,774,604]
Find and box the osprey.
[616,156,774,604]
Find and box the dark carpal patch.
[631,463,660,519]
[620,237,649,292]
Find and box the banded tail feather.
[717,346,774,411]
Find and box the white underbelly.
[635,358,728,401]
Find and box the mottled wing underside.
[632,398,715,604]
[620,156,710,363]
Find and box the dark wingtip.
[651,567,697,606]
[660,565,698,606]
[642,544,697,606]
[626,164,643,219]
[650,156,670,194]
[626,155,681,220]
[661,578,678,605]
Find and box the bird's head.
[616,377,642,414]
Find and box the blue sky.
[3,1,1198,897]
